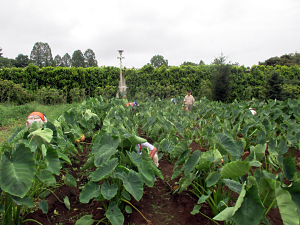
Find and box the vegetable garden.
[1,96,300,225]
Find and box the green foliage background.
[1,63,300,104]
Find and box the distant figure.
[171,98,177,104]
[26,112,47,130]
[183,90,195,111]
[137,142,159,168]
[249,108,257,115]
[126,101,139,110]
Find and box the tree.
[84,49,98,67]
[30,42,53,67]
[150,55,168,68]
[54,55,63,67]
[14,54,31,67]
[71,50,85,67]
[0,47,3,57]
[266,71,284,100]
[0,57,14,68]
[62,53,71,67]
[199,60,205,65]
[181,61,197,66]
[210,53,232,102]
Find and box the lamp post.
[117,50,127,98]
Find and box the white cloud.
[1,0,300,68]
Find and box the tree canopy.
[259,53,300,67]
[71,50,85,67]
[62,53,72,67]
[150,55,168,68]
[84,49,98,67]
[30,42,53,67]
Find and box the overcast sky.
[1,0,300,68]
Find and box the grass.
[0,101,80,145]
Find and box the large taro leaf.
[121,170,143,201]
[275,181,299,225]
[105,201,124,225]
[159,138,175,154]
[231,185,265,225]
[90,158,118,182]
[45,147,61,175]
[221,161,250,179]
[75,215,94,225]
[250,144,266,162]
[139,160,155,187]
[170,142,189,159]
[92,133,119,155]
[206,171,221,187]
[283,156,296,181]
[0,144,35,198]
[184,150,201,175]
[217,133,242,159]
[94,149,117,167]
[101,181,118,200]
[28,128,53,145]
[282,182,300,214]
[8,127,27,145]
[79,181,101,203]
[36,170,56,186]
[11,195,34,207]
[223,179,242,194]
[128,135,147,145]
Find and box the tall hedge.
[1,63,300,103]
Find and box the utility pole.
[117,50,127,98]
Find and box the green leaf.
[8,127,27,144]
[11,195,34,207]
[79,181,101,203]
[28,128,53,144]
[57,151,72,165]
[122,170,144,201]
[81,155,95,171]
[159,138,175,153]
[213,207,235,221]
[101,181,118,200]
[139,160,155,187]
[250,144,266,161]
[170,142,189,159]
[64,196,70,210]
[217,133,241,158]
[184,150,201,175]
[125,205,132,213]
[128,135,147,145]
[90,158,118,182]
[191,205,202,215]
[64,174,77,187]
[223,179,242,194]
[36,170,56,186]
[38,200,48,214]
[231,185,265,225]
[75,215,94,225]
[206,171,221,187]
[197,190,212,204]
[221,161,250,179]
[94,149,117,167]
[45,147,61,175]
[275,181,299,225]
[283,156,296,181]
[179,173,196,193]
[105,201,124,225]
[282,182,300,214]
[0,144,35,198]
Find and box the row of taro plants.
[136,97,300,225]
[0,96,165,225]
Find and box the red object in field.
[184,107,186,111]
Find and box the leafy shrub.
[36,87,66,105]
[70,88,86,103]
[94,85,117,99]
[0,79,32,104]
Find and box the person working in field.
[126,101,139,110]
[137,142,159,168]
[183,90,195,111]
[249,108,257,115]
[26,111,47,130]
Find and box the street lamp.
[117,50,127,98]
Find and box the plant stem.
[198,211,220,225]
[46,189,64,203]
[121,199,150,224]
[22,219,44,225]
[264,198,276,217]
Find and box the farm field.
[1,96,300,225]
